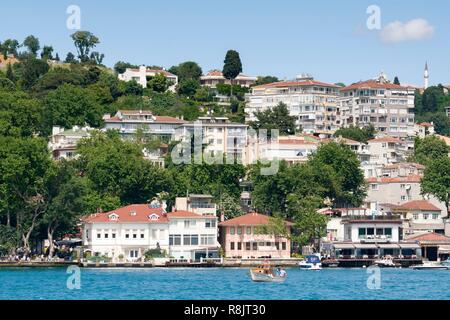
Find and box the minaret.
[424,62,429,89]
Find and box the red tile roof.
[407,232,450,242]
[399,200,441,212]
[417,122,433,127]
[383,163,425,170]
[341,80,409,91]
[219,212,294,226]
[105,113,186,124]
[366,175,422,183]
[253,80,340,90]
[82,204,167,223]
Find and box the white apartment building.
[48,125,94,160]
[366,136,409,166]
[103,110,186,142]
[339,73,416,137]
[174,116,248,163]
[245,76,341,134]
[200,70,256,88]
[118,66,178,92]
[81,203,220,262]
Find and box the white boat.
[374,257,401,268]
[411,262,449,270]
[299,254,322,270]
[441,258,450,267]
[249,266,287,283]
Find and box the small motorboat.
[374,257,401,268]
[411,262,449,270]
[299,254,322,270]
[249,264,287,283]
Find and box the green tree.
[222,50,242,97]
[393,76,400,85]
[216,192,243,219]
[177,78,200,98]
[122,79,143,96]
[334,124,375,143]
[20,57,50,90]
[40,46,54,60]
[409,135,450,165]
[65,52,76,63]
[254,76,279,86]
[148,73,169,93]
[421,156,450,214]
[169,61,202,82]
[70,31,100,62]
[23,35,40,56]
[90,51,105,65]
[249,102,296,136]
[114,61,138,74]
[6,63,15,82]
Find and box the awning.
[332,243,355,250]
[399,243,421,249]
[354,244,379,249]
[438,245,450,254]
[378,244,401,249]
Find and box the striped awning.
[332,243,355,250]
[354,244,379,249]
[399,243,421,249]
[438,245,450,254]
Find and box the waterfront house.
[218,213,293,259]
[118,66,178,92]
[81,203,220,262]
[406,233,450,261]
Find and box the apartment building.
[245,76,341,134]
[103,110,186,142]
[339,73,416,137]
[174,116,248,163]
[118,66,178,92]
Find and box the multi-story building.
[118,66,178,92]
[245,76,341,134]
[200,70,256,88]
[174,116,248,163]
[81,203,220,262]
[339,72,416,137]
[174,194,217,216]
[366,136,409,166]
[48,125,93,160]
[218,213,293,259]
[103,110,186,142]
[414,122,435,138]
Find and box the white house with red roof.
[118,66,178,92]
[245,76,341,134]
[218,213,293,259]
[81,203,220,262]
[103,110,186,142]
[339,72,416,137]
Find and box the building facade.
[200,70,256,88]
[218,213,292,259]
[48,125,93,160]
[339,73,416,137]
[245,77,341,134]
[118,66,178,92]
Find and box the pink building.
[219,213,293,259]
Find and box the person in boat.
[279,268,287,278]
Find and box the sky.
[1,0,449,86]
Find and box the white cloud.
[380,18,435,43]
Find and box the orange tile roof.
[368,136,404,143]
[82,204,167,223]
[219,212,294,226]
[341,80,409,91]
[366,175,422,184]
[105,114,186,124]
[383,163,425,170]
[399,200,441,212]
[253,80,340,90]
[417,122,433,127]
[407,232,450,242]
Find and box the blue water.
[0,267,449,300]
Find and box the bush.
[144,248,167,261]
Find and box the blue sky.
[1,0,449,86]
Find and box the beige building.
[118,66,178,92]
[339,73,416,137]
[200,70,256,88]
[245,76,341,134]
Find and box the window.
[184,220,196,228]
[152,229,157,239]
[112,233,116,239]
[432,213,439,220]
[125,233,130,239]
[133,233,137,239]
[200,235,215,245]
[275,242,280,250]
[97,233,101,239]
[401,196,406,201]
[358,228,366,238]
[86,230,89,239]
[246,227,252,235]
[423,214,429,220]
[237,227,242,235]
[413,213,419,220]
[104,233,109,239]
[169,235,182,246]
[237,242,242,250]
[183,235,198,246]
[371,184,378,191]
[245,242,251,251]
[282,242,287,250]
[252,242,257,250]
[384,228,392,237]
[230,227,235,235]
[205,219,216,228]
[230,242,235,250]
[140,234,145,239]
